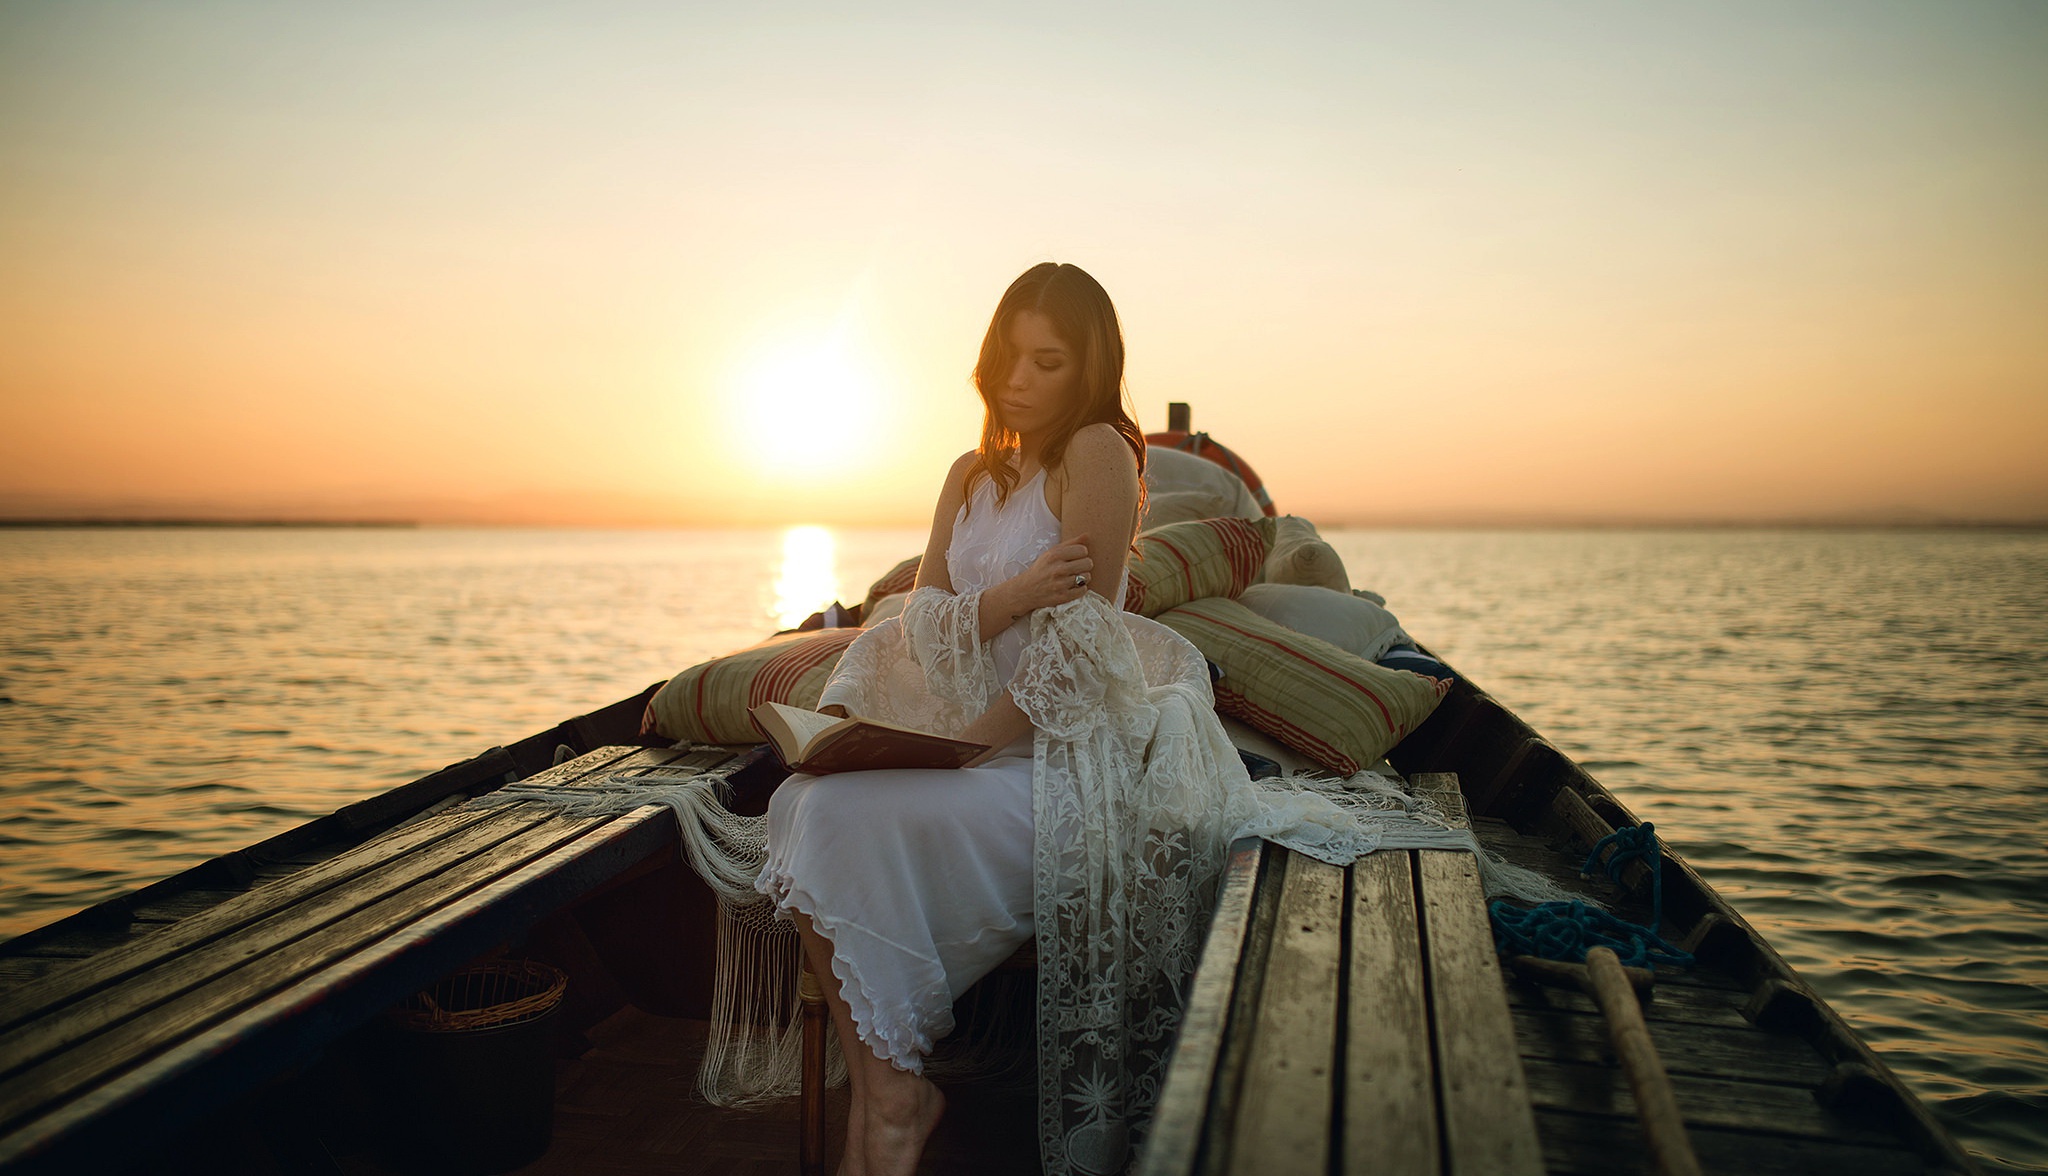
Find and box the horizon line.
[5,515,2045,533]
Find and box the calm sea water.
[2,526,2043,1172]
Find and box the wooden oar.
[1511,946,1703,1176]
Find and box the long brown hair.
[965,262,1146,510]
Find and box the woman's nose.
[1007,358,1031,390]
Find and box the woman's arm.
[1048,423,1141,597]
[921,454,1094,641]
[912,451,977,596]
[957,427,1140,764]
[978,541,1095,639]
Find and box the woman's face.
[996,310,1080,442]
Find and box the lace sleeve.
[815,622,890,716]
[899,586,996,712]
[1009,592,1148,741]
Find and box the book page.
[759,701,845,758]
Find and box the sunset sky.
[2,2,2043,527]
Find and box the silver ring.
[1073,574,1089,588]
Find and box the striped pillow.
[1124,516,1271,617]
[647,627,863,745]
[1157,596,1449,774]
[862,556,922,618]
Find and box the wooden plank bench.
[0,745,723,1176]
[1138,773,1542,1176]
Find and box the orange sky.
[2,3,2044,527]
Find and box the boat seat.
[1137,772,1544,1176]
[0,745,712,1176]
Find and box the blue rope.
[1585,823,1665,922]
[1490,822,1695,972]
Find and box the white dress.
[753,464,1431,1176]
[756,467,1060,1073]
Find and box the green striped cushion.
[648,627,862,745]
[1124,516,1272,617]
[1157,596,1448,774]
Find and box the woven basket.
[391,959,568,1033]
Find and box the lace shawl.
[866,586,1404,1175]
[795,586,1569,1175]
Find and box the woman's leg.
[794,912,869,1176]
[792,913,945,1176]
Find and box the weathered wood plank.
[0,807,601,1130]
[5,925,139,959]
[1533,1107,1930,1176]
[1513,1006,1831,1087]
[0,959,60,988]
[1225,851,1345,1176]
[122,888,246,924]
[1411,772,1470,830]
[1342,850,1435,1176]
[0,804,558,1085]
[0,745,660,1044]
[1194,841,1287,1176]
[1522,1057,1896,1145]
[1134,839,1265,1176]
[1507,975,1753,1030]
[1419,848,1544,1176]
[0,804,505,1038]
[0,804,675,1175]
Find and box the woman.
[757,262,1247,1176]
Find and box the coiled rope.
[1490,822,1695,972]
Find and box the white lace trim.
[755,862,952,1073]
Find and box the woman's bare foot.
[863,1070,944,1176]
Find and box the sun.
[770,524,842,629]
[730,335,881,476]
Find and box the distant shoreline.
[0,517,2040,532]
[1308,517,2048,531]
[0,519,419,529]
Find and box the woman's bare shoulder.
[1062,424,1138,479]
[938,449,980,497]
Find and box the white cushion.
[1142,447,1261,522]
[1141,489,1250,529]
[863,591,908,627]
[1237,582,1409,662]
[1260,515,1349,592]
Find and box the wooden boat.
[0,517,1985,1175]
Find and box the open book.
[749,701,989,775]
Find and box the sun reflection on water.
[771,525,841,630]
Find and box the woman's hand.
[985,536,1094,628]
[1003,540,1097,618]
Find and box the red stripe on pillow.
[748,629,860,709]
[1209,517,1264,593]
[1215,685,1359,775]
[1148,534,1199,601]
[872,560,919,597]
[692,668,714,740]
[1196,612,1398,734]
